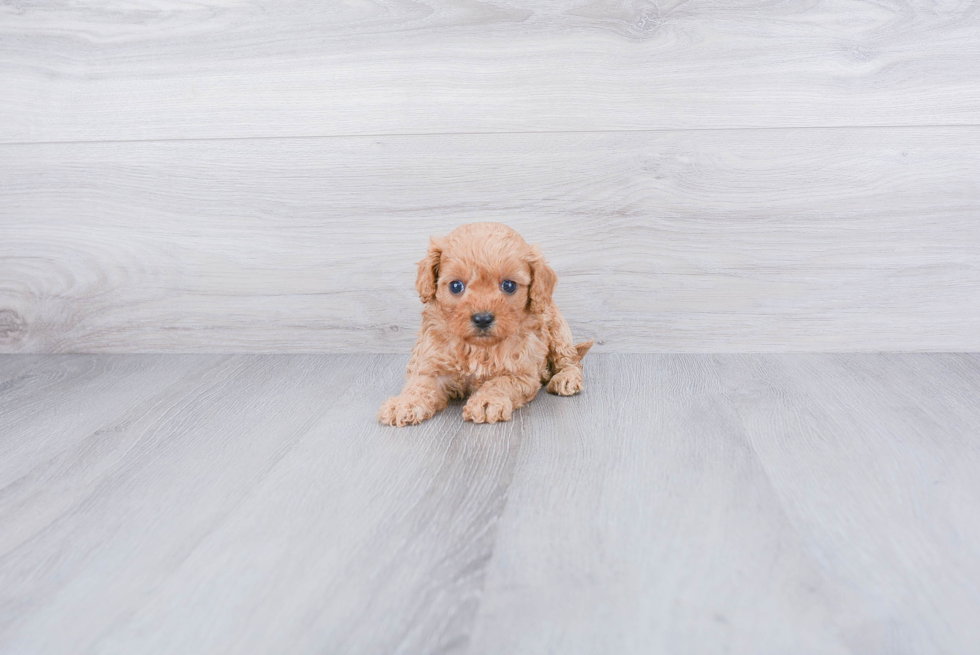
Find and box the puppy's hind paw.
[547,368,584,396]
[378,396,436,427]
[463,394,514,424]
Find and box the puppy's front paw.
[547,368,583,396]
[378,395,436,427]
[463,394,514,424]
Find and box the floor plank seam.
[4,122,980,148]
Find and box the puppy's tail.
[573,340,594,364]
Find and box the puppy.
[379,222,593,426]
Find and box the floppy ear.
[415,237,443,303]
[527,244,557,314]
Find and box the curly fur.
[379,223,593,426]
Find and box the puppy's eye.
[500,280,518,294]
[449,280,465,295]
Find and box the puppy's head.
[416,223,556,345]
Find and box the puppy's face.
[416,223,556,346]
[435,252,531,345]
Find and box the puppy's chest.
[455,357,505,391]
[445,337,547,394]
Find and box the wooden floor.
[2,353,979,654]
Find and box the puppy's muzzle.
[471,312,495,330]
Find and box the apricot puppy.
[379,223,593,426]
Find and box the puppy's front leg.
[463,375,540,424]
[378,375,449,427]
[544,309,593,396]
[546,340,592,396]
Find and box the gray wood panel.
[1,354,979,653]
[2,0,979,143]
[2,128,978,353]
[0,354,522,654]
[470,353,980,654]
[0,354,217,488]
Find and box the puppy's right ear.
[415,237,443,303]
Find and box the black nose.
[471,312,495,329]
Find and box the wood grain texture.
[1,353,979,653]
[0,354,523,654]
[470,353,980,654]
[2,128,978,353]
[2,0,980,143]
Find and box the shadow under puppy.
[379,222,593,426]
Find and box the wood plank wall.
[2,1,978,353]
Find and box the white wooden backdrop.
[1,0,978,353]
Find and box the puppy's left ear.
[415,237,443,303]
[527,244,557,314]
